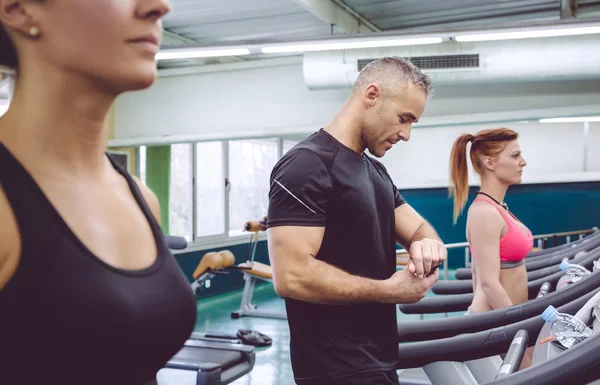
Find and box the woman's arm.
[467,202,513,309]
[0,187,20,291]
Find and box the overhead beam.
[290,0,380,33]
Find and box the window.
[170,144,192,241]
[228,139,279,237]
[195,141,225,237]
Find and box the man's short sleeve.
[393,183,406,208]
[267,149,331,228]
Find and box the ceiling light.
[156,48,251,61]
[539,116,600,123]
[261,37,443,54]
[455,25,600,42]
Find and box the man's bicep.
[394,203,426,249]
[267,226,325,276]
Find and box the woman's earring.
[29,26,40,37]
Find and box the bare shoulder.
[467,200,505,236]
[0,186,21,291]
[130,175,161,225]
[468,200,503,222]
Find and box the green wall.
[175,181,600,297]
[145,146,171,232]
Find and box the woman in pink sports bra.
[449,127,533,311]
[449,127,533,367]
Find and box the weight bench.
[189,247,287,320]
[158,337,255,385]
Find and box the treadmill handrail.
[396,288,600,369]
[403,252,600,315]
[398,270,600,342]
[494,329,529,380]
[435,250,600,295]
[457,235,600,279]
[486,332,600,385]
[398,293,474,314]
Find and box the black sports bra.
[0,142,197,385]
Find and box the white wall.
[377,121,597,189]
[112,58,600,188]
[113,58,600,145]
[588,122,600,172]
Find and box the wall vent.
[357,54,480,71]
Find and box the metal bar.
[443,259,448,280]
[223,141,230,237]
[584,121,590,172]
[395,228,595,254]
[561,0,577,18]
[191,143,197,242]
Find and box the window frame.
[150,136,300,252]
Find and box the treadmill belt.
[170,346,243,369]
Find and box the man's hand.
[383,264,439,304]
[407,238,447,278]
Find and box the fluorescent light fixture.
[155,48,251,61]
[261,37,443,54]
[539,116,600,123]
[456,25,600,42]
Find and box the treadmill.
[400,249,600,315]
[456,230,600,280]
[398,266,600,342]
[433,245,600,295]
[157,235,257,385]
[396,287,600,385]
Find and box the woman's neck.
[0,68,115,177]
[479,177,509,206]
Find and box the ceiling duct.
[302,34,600,90]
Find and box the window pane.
[139,146,147,185]
[283,140,298,155]
[196,142,225,237]
[228,138,279,236]
[169,144,192,241]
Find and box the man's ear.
[0,0,37,37]
[364,83,382,108]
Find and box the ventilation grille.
[357,54,480,71]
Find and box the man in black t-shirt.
[266,57,447,385]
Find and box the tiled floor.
[193,272,460,385]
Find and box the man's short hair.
[352,56,433,98]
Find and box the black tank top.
[0,143,197,385]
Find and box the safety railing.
[396,227,598,281]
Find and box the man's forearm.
[410,220,442,246]
[278,257,390,305]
